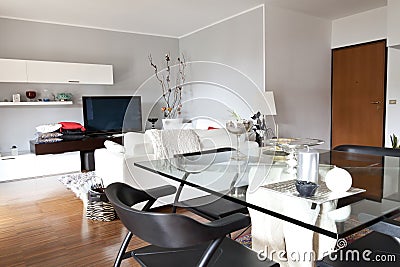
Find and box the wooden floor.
[0,175,203,267]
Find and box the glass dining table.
[134,147,400,241]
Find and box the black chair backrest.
[334,144,400,157]
[105,183,247,249]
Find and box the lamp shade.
[253,91,277,115]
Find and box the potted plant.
[390,134,400,149]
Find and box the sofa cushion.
[124,132,154,157]
[195,129,236,150]
[131,143,154,157]
[145,129,201,159]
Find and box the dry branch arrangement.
[149,53,186,118]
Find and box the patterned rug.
[345,228,372,244]
[235,229,372,250]
[58,171,101,202]
[236,234,252,248]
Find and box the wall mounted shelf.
[0,101,73,106]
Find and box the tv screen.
[82,96,142,134]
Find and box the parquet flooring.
[0,176,177,267]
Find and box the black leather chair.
[177,195,250,239]
[178,194,249,220]
[334,144,400,157]
[106,182,278,267]
[172,149,249,229]
[106,183,177,267]
[317,231,400,266]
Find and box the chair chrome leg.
[172,181,186,213]
[114,231,133,267]
[197,237,224,267]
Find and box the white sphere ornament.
[325,167,352,192]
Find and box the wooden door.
[331,40,386,148]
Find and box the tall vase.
[162,118,183,129]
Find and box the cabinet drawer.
[27,60,113,84]
[0,59,27,82]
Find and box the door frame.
[330,39,388,149]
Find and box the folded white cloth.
[36,123,62,133]
[104,140,125,155]
[146,129,201,159]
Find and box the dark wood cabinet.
[30,136,123,171]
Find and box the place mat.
[262,149,289,157]
[261,179,365,204]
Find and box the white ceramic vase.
[162,118,183,129]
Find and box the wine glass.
[26,91,36,102]
[226,120,247,160]
[147,118,158,129]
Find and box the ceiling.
[0,0,387,38]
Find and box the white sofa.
[95,128,257,206]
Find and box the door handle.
[370,101,380,104]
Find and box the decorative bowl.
[56,93,73,101]
[226,120,247,135]
[26,90,37,101]
[295,180,319,197]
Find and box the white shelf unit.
[0,101,73,106]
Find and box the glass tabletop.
[134,147,400,239]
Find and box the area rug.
[235,234,252,248]
[58,171,101,202]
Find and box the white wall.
[265,5,332,147]
[178,6,264,122]
[386,48,400,147]
[331,7,387,48]
[179,4,332,149]
[0,18,179,153]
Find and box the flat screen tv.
[82,96,142,134]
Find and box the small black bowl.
[295,180,318,197]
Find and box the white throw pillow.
[104,140,125,154]
[192,118,222,129]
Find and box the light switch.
[389,100,397,104]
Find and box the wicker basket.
[86,188,116,221]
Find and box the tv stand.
[29,136,123,171]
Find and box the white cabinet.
[0,59,27,82]
[0,152,80,182]
[0,58,113,84]
[27,60,113,85]
[387,0,400,48]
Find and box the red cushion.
[59,122,86,132]
[207,126,219,130]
